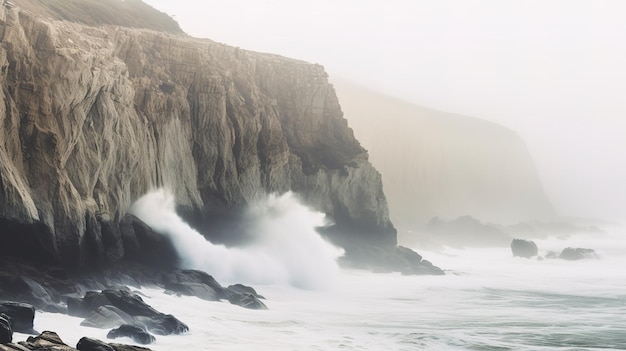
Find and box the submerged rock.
[227,284,265,300]
[70,289,187,335]
[225,292,268,310]
[511,239,538,258]
[107,325,155,345]
[559,247,597,260]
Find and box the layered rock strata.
[0,1,394,267]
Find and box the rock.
[107,325,155,345]
[22,331,76,351]
[76,337,115,351]
[0,1,397,269]
[0,303,36,334]
[340,245,445,275]
[72,289,187,335]
[163,282,219,302]
[161,270,226,299]
[559,247,597,261]
[132,315,188,336]
[511,239,538,258]
[225,292,268,310]
[80,306,134,329]
[227,284,265,299]
[109,344,153,351]
[0,313,12,344]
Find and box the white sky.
[145,0,626,222]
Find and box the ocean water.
[15,191,626,350]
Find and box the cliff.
[0,1,394,267]
[333,80,555,244]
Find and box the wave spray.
[129,189,343,290]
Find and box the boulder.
[80,306,134,329]
[0,303,36,334]
[511,239,538,258]
[132,315,188,336]
[109,344,153,351]
[559,247,597,260]
[163,282,219,302]
[71,289,187,335]
[226,292,268,310]
[161,270,226,299]
[0,313,12,344]
[76,337,115,351]
[227,284,265,300]
[21,331,76,351]
[107,325,155,345]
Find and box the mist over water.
[129,189,343,290]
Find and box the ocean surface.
[13,191,626,350]
[17,226,626,351]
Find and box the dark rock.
[0,303,36,334]
[163,282,219,301]
[76,337,115,351]
[80,306,134,329]
[133,314,188,336]
[100,290,160,318]
[161,270,226,299]
[559,247,597,260]
[72,289,187,335]
[511,239,538,258]
[109,344,153,351]
[340,244,445,275]
[0,313,12,344]
[227,284,265,299]
[107,325,155,345]
[123,216,178,268]
[226,292,268,310]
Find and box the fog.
[144,0,626,222]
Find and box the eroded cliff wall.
[333,80,555,243]
[0,3,394,266]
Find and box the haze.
[145,0,626,223]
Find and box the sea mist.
[129,189,343,290]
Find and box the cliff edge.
[0,1,395,268]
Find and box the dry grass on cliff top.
[14,0,184,34]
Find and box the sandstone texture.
[0,1,394,267]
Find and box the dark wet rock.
[107,325,155,345]
[76,337,115,351]
[559,247,597,261]
[0,313,12,344]
[163,282,219,302]
[133,314,188,336]
[161,270,226,299]
[0,303,36,334]
[227,284,265,299]
[109,344,153,351]
[341,245,445,275]
[71,289,187,335]
[511,239,539,258]
[225,291,268,310]
[80,306,134,329]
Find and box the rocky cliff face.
[0,2,394,267]
[333,80,555,243]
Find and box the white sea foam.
[17,226,626,350]
[129,189,343,290]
